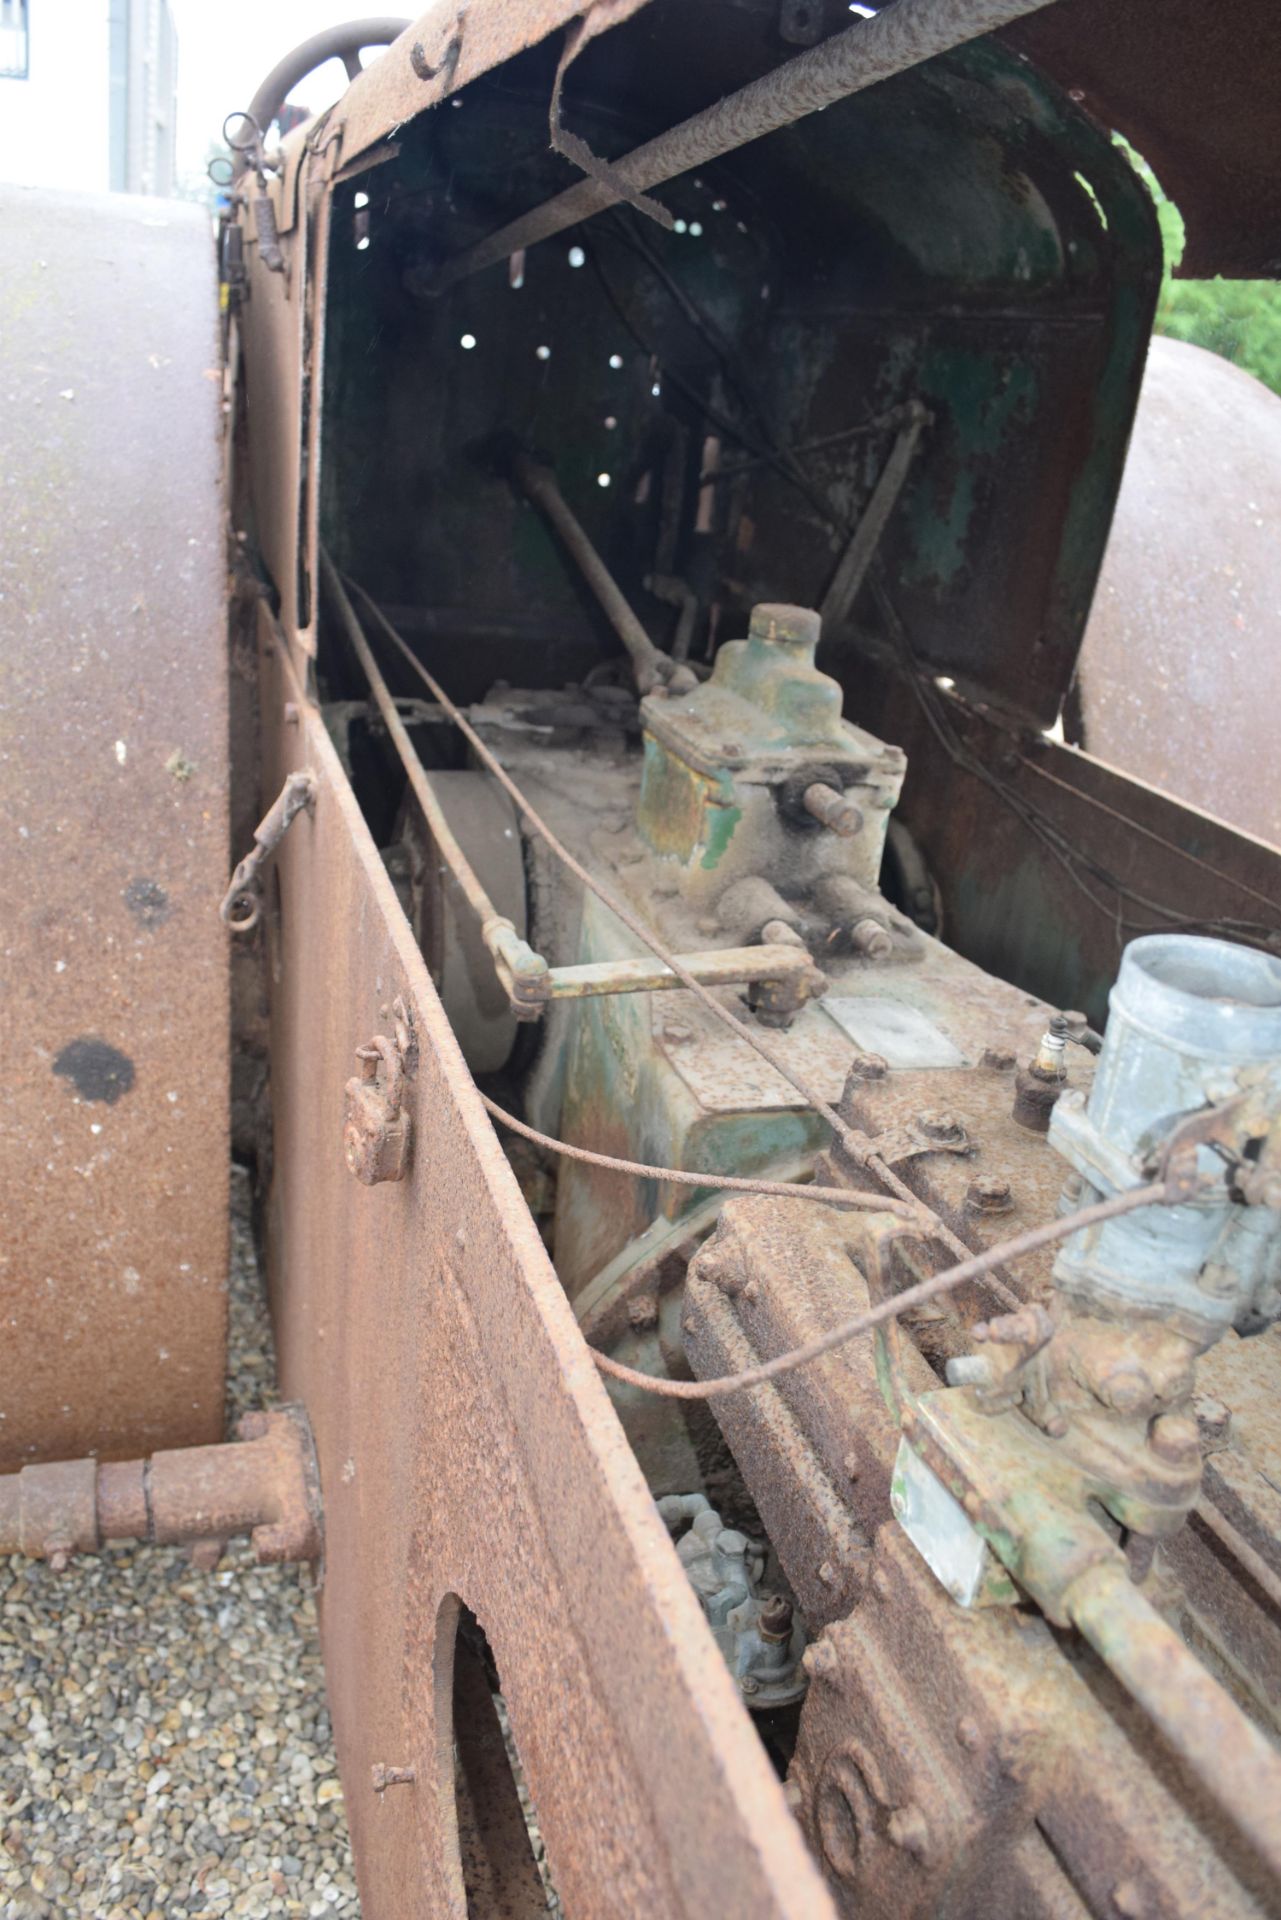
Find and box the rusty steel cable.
[479,1092,914,1215]
[585,1182,1176,1399]
[331,568,1027,1300]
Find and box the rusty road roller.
[3,3,1281,1914]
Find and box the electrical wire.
[589,1181,1176,1400]
[481,1092,914,1214]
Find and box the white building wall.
[0,1,112,192]
[0,1,177,196]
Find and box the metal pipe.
[432,0,1058,291]
[512,453,691,694]
[0,1409,321,1570]
[1066,1559,1281,1883]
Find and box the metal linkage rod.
[1067,1559,1281,1884]
[511,453,692,694]
[432,0,1057,291]
[819,405,927,628]
[321,549,550,1000]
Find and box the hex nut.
[966,1174,1013,1214]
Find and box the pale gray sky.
[170,3,408,180]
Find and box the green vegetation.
[1119,139,1281,398]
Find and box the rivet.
[843,1452,861,1482]
[1112,1880,1148,1919]
[818,1560,839,1587]
[955,1716,982,1751]
[872,1567,891,1598]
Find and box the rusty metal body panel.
[256,612,829,1917]
[0,187,228,1469]
[1003,0,1281,280]
[1073,337,1281,849]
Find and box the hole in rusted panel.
[432,1595,560,1915]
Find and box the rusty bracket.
[344,1018,413,1185]
[1146,1090,1257,1199]
[220,767,316,932]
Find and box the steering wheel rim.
[235,17,410,157]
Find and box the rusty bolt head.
[1112,1880,1149,1919]
[871,1567,892,1599]
[955,1716,982,1751]
[1192,1394,1232,1452]
[662,1020,695,1045]
[1149,1412,1199,1466]
[759,1596,794,1642]
[966,1174,1013,1215]
[981,1046,1016,1072]
[818,1560,839,1587]
[739,1673,760,1696]
[45,1545,72,1574]
[916,1109,964,1143]
[802,1639,836,1679]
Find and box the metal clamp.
[220,768,316,932]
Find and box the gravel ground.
[0,1168,360,1920]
